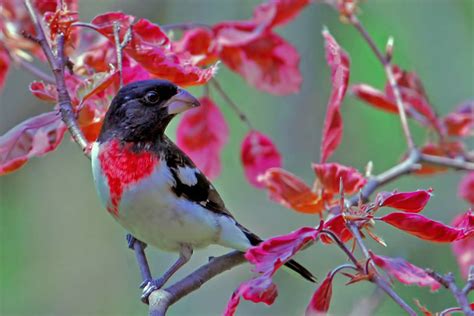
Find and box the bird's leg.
[126,234,153,293]
[141,244,193,304]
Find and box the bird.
[90,79,315,301]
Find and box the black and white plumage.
[90,79,315,299]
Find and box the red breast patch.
[98,139,158,216]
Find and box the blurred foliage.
[0,0,473,315]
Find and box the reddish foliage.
[451,211,474,278]
[225,226,320,315]
[258,168,323,214]
[172,28,219,67]
[458,172,474,205]
[321,214,354,244]
[375,189,432,213]
[350,84,398,113]
[0,49,9,92]
[305,272,334,315]
[91,12,216,86]
[219,33,302,95]
[313,163,366,195]
[241,130,282,187]
[381,212,473,242]
[443,101,474,137]
[29,81,57,102]
[0,111,66,175]
[177,97,229,179]
[369,251,440,291]
[320,29,350,163]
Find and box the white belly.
[90,142,250,252]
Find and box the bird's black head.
[98,79,200,143]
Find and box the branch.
[24,0,90,157]
[148,251,245,316]
[349,15,415,150]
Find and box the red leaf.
[219,32,302,95]
[172,28,219,67]
[258,168,323,214]
[0,111,67,175]
[320,29,350,163]
[76,70,119,105]
[350,84,398,113]
[241,130,282,188]
[0,48,9,91]
[305,272,334,316]
[459,172,474,205]
[225,226,319,316]
[29,81,58,102]
[451,211,474,278]
[369,251,441,291]
[246,226,320,275]
[375,189,433,213]
[223,275,278,316]
[312,162,366,195]
[380,212,473,242]
[321,214,353,244]
[443,101,474,137]
[91,12,215,86]
[176,97,228,179]
[253,0,311,29]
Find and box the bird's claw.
[140,278,166,304]
[126,234,147,250]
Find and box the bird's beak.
[165,89,200,115]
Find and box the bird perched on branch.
[91,79,315,301]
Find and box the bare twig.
[211,79,254,129]
[24,0,89,156]
[14,56,55,83]
[113,22,132,87]
[349,15,414,150]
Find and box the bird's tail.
[238,225,317,283]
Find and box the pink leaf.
[241,130,282,187]
[451,211,474,278]
[369,251,441,292]
[375,189,433,213]
[320,214,353,244]
[0,111,67,175]
[312,162,366,195]
[350,83,398,113]
[246,226,320,275]
[258,168,323,214]
[320,29,350,163]
[29,81,58,102]
[458,172,474,205]
[176,97,228,179]
[219,32,302,95]
[253,0,311,29]
[443,101,473,137]
[380,212,473,242]
[305,272,334,316]
[0,48,10,91]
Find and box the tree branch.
[148,251,246,316]
[24,0,90,157]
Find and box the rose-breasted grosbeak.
[91,79,315,300]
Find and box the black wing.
[161,136,234,218]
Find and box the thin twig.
[211,79,254,129]
[349,15,415,150]
[421,154,474,171]
[14,56,55,83]
[24,0,89,156]
[113,22,133,88]
[161,22,211,32]
[348,223,417,316]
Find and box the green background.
[1,0,473,315]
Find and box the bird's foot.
[126,234,147,250]
[140,278,167,304]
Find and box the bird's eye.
[144,91,160,104]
